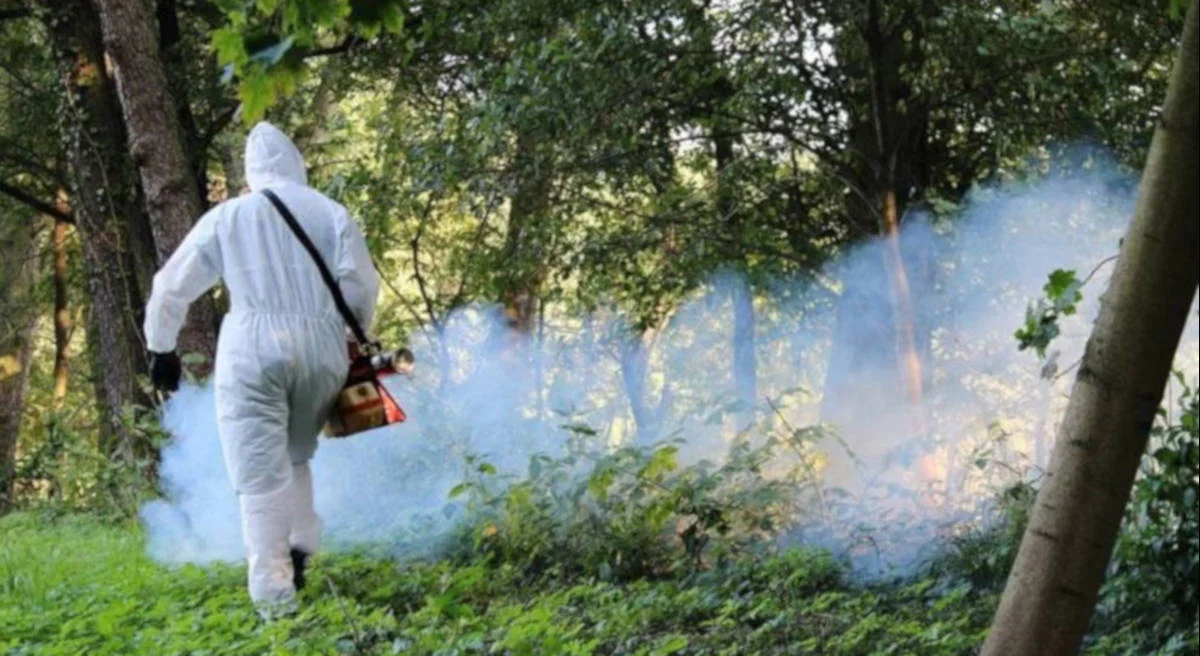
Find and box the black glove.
[149,351,182,392]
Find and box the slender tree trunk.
[93,0,218,366]
[864,0,926,432]
[48,0,152,452]
[52,213,71,408]
[714,111,757,430]
[0,213,39,512]
[619,333,656,443]
[982,5,1199,653]
[879,189,922,411]
[501,129,549,334]
[824,0,934,449]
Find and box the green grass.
[0,512,1192,655]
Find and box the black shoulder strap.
[261,188,371,346]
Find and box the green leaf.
[652,635,689,655]
[212,27,248,67]
[587,468,614,501]
[383,4,406,33]
[642,446,679,480]
[238,71,275,123]
[1044,269,1078,301]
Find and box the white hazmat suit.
[144,122,380,607]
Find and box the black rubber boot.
[290,548,309,591]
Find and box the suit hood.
[244,121,307,191]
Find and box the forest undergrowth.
[2,381,1196,655]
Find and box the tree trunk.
[619,333,657,443]
[864,0,927,432]
[501,129,550,334]
[878,189,922,411]
[824,0,934,445]
[48,0,152,452]
[93,0,217,366]
[714,107,757,431]
[155,0,207,209]
[982,4,1199,653]
[52,214,71,408]
[0,210,39,511]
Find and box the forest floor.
[1,512,1191,656]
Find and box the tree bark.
[155,0,207,208]
[982,3,1199,653]
[49,0,152,452]
[0,208,39,511]
[93,0,217,366]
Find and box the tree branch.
[303,35,362,59]
[0,180,72,223]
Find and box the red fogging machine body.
[324,343,414,438]
[260,188,413,439]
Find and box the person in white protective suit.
[143,121,379,613]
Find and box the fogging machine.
[263,189,411,438]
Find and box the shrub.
[1093,376,1199,650]
[447,428,801,581]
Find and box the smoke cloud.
[141,151,1199,577]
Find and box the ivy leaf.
[1044,269,1079,302]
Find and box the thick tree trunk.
[0,212,38,511]
[49,0,152,452]
[93,0,217,366]
[156,0,207,208]
[52,214,71,408]
[982,4,1199,653]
